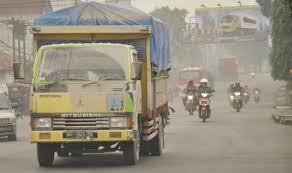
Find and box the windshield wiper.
[100,77,124,81]
[81,76,124,88]
[82,80,101,88]
[45,78,89,88]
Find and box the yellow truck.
[14,25,171,166]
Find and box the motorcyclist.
[182,80,197,106]
[231,82,245,94]
[253,87,262,94]
[197,78,213,119]
[184,80,196,93]
[243,85,250,104]
[251,72,255,79]
[197,78,212,96]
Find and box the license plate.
[64,131,95,139]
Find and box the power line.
[0,0,79,6]
[0,0,84,8]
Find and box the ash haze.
[91,0,258,13]
[132,0,257,12]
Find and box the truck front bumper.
[31,130,134,143]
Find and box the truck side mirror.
[13,63,24,80]
[130,62,142,80]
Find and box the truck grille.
[0,118,10,125]
[0,125,14,132]
[52,117,110,130]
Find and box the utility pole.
[23,34,26,76]
[12,18,16,63]
[11,19,26,77]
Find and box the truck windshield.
[38,46,128,82]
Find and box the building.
[0,0,53,82]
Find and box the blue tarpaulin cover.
[34,1,170,71]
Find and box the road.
[1,74,292,173]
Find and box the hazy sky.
[92,0,258,13]
[132,0,257,13]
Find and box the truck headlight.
[35,118,52,129]
[110,117,128,128]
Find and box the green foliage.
[150,6,188,43]
[270,0,292,81]
[256,0,272,18]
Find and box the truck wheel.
[151,117,163,156]
[71,152,82,157]
[57,150,69,157]
[37,144,55,167]
[8,134,16,141]
[123,141,140,165]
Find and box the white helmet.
[200,78,208,84]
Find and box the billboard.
[193,5,269,43]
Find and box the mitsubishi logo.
[77,98,85,107]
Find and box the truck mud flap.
[142,117,160,141]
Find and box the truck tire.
[8,134,16,141]
[123,141,140,165]
[140,141,150,156]
[57,150,69,157]
[151,117,163,156]
[37,144,55,167]
[71,152,82,157]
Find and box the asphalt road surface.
[1,74,292,173]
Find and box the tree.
[151,7,189,68]
[256,0,272,18]
[151,6,188,43]
[269,0,292,81]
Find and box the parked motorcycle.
[198,92,211,122]
[230,92,243,112]
[185,92,197,115]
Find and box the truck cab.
[29,43,145,165]
[13,25,169,167]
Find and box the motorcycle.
[243,92,250,104]
[254,90,261,103]
[231,92,243,112]
[185,92,197,115]
[198,92,211,122]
